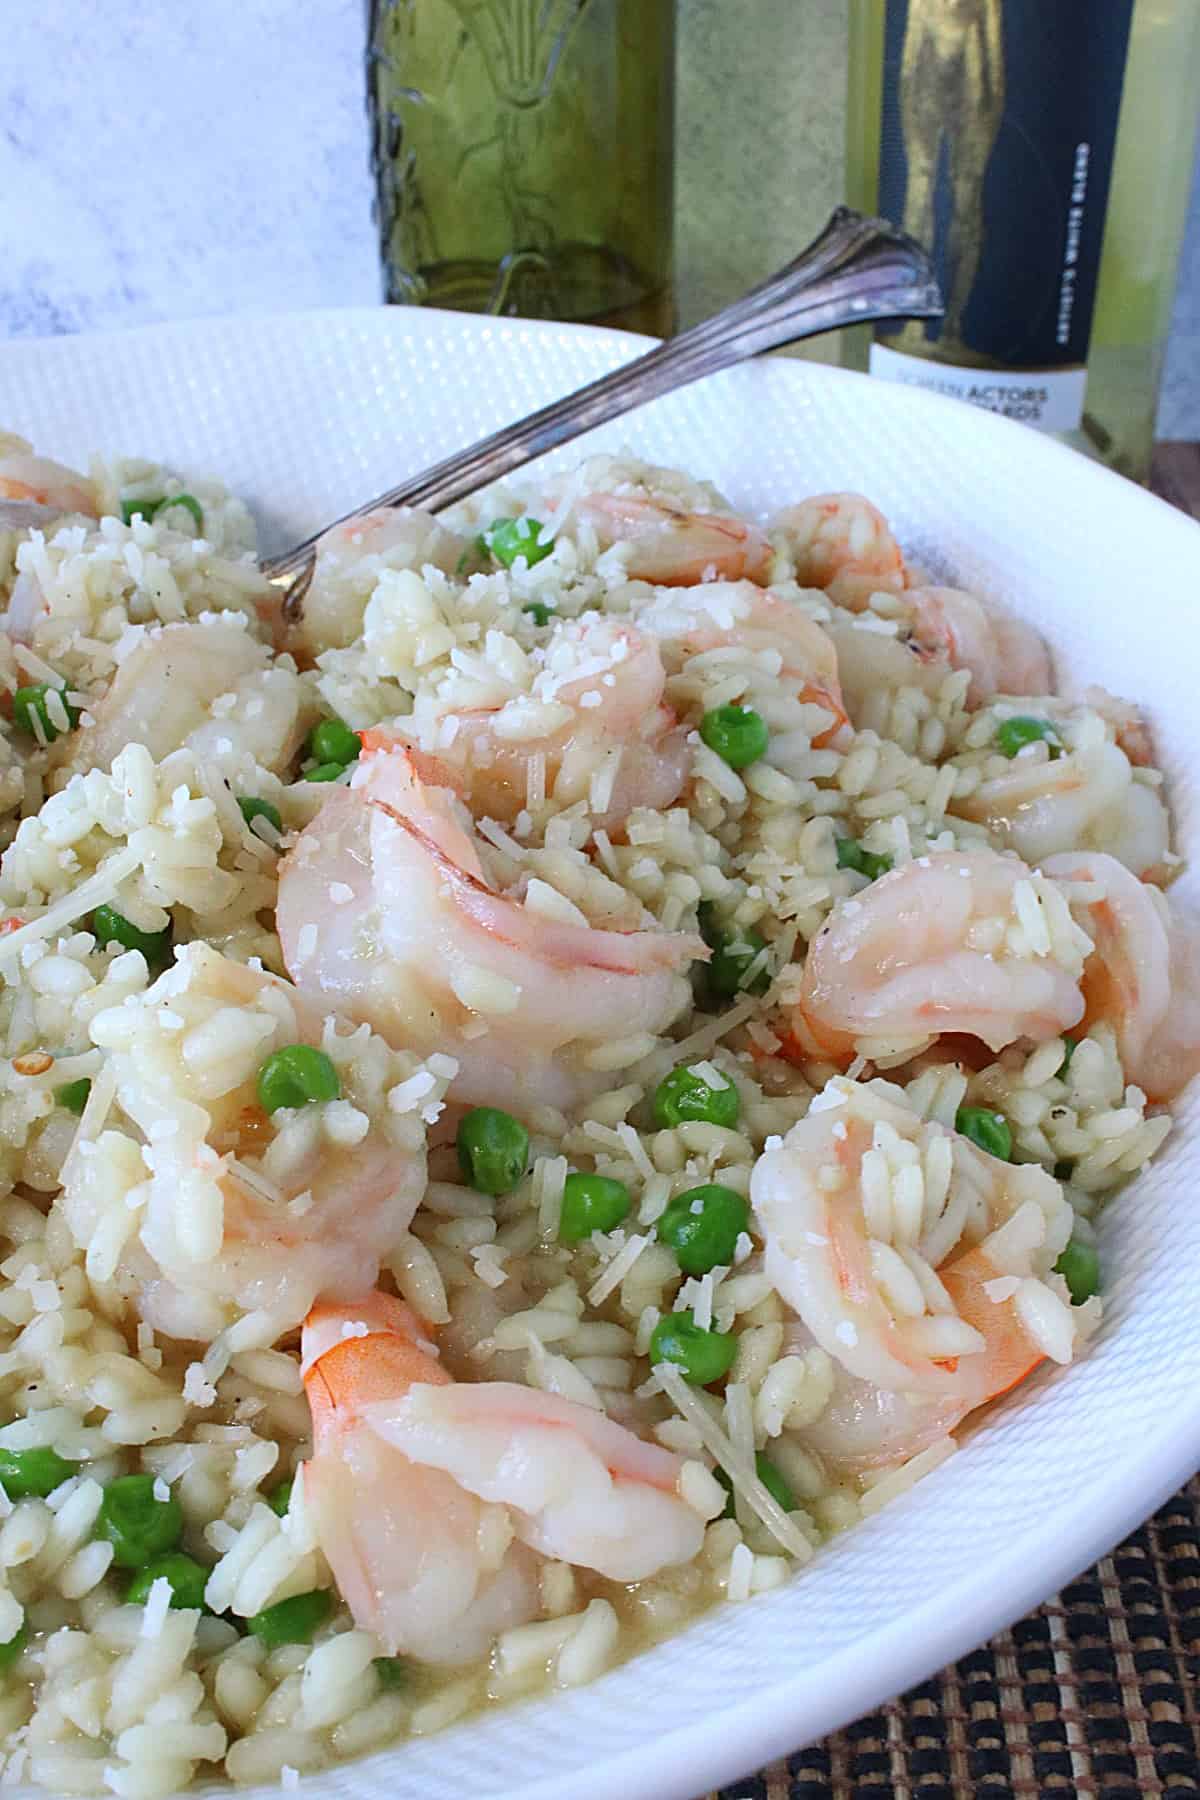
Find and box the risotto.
[0,433,1194,1794]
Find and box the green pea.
[256,1044,340,1114]
[150,493,203,532]
[995,715,1060,759]
[713,1453,796,1518]
[301,761,346,782]
[247,1588,332,1647]
[91,905,172,966]
[696,902,771,1002]
[485,516,553,569]
[13,682,80,744]
[754,1453,796,1513]
[121,496,163,526]
[522,602,555,626]
[456,1107,529,1196]
[266,1478,293,1518]
[55,1078,91,1116]
[559,1172,632,1244]
[0,1446,74,1498]
[649,1309,736,1386]
[1058,1036,1077,1076]
[373,1656,408,1690]
[835,837,893,881]
[657,1182,749,1276]
[652,1065,740,1130]
[1055,1237,1100,1306]
[955,1106,1013,1162]
[237,796,283,837]
[126,1553,210,1612]
[707,924,770,999]
[97,1474,183,1569]
[699,704,769,770]
[308,717,361,768]
[0,1624,27,1672]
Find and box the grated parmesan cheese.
[183,1363,218,1408]
[140,1575,172,1638]
[586,1233,650,1306]
[727,1541,754,1603]
[0,842,138,972]
[655,1363,811,1560]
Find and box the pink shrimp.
[391,616,690,828]
[752,1081,1079,1450]
[769,493,908,610]
[793,849,1087,1062]
[952,734,1170,880]
[277,744,705,1111]
[1081,687,1157,767]
[292,506,475,655]
[300,1292,709,1659]
[905,586,1053,706]
[49,618,316,785]
[827,586,1052,724]
[635,580,850,747]
[780,1312,1026,1474]
[568,493,771,586]
[0,448,98,519]
[1042,850,1200,1102]
[67,946,432,1343]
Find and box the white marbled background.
[1,0,1198,433]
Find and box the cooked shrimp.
[278,744,705,1111]
[827,586,1051,722]
[566,493,771,586]
[0,448,98,519]
[785,1234,1066,1472]
[634,580,850,747]
[793,849,1089,1061]
[294,507,475,654]
[301,1292,710,1657]
[769,493,908,610]
[49,618,316,786]
[66,946,435,1342]
[1043,850,1200,1102]
[301,1292,540,1664]
[952,738,1170,880]
[826,616,950,728]
[1083,686,1156,767]
[801,1372,966,1472]
[781,1318,967,1472]
[905,586,1053,706]
[392,616,689,828]
[752,1078,1080,1429]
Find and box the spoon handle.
[262,208,940,580]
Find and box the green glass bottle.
[368,0,676,332]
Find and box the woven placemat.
[709,449,1200,1800]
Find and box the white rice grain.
[555,1598,619,1688]
[726,1542,754,1603]
[1013,1276,1076,1364]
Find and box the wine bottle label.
[869,0,1135,433]
[868,346,1089,432]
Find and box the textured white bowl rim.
[2,307,1200,1800]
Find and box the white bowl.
[3,309,1200,1800]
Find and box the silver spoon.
[1,208,941,607]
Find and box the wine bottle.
[367,0,676,335]
[844,1,1200,481]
